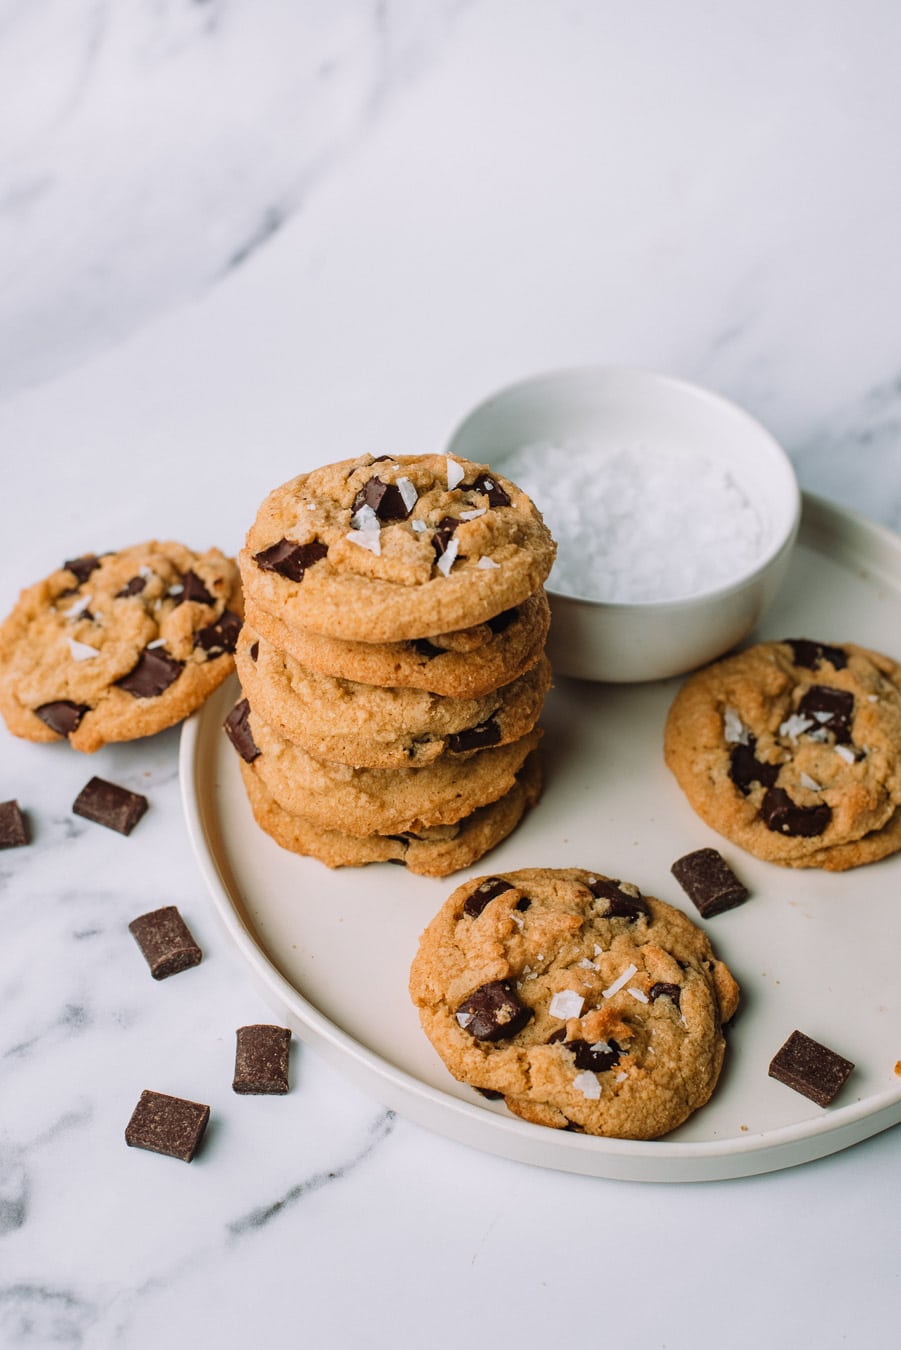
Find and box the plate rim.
[180,491,901,1183]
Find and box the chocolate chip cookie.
[239,454,556,643]
[241,588,551,698]
[235,628,551,768]
[244,701,542,835]
[664,638,901,870]
[238,750,543,877]
[409,867,739,1137]
[0,543,242,752]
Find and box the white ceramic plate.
[180,494,901,1182]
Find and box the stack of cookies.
[225,453,556,876]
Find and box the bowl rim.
[446,363,803,611]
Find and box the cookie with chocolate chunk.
[664,639,901,870]
[241,588,551,698]
[235,628,551,768]
[239,454,555,644]
[0,542,242,752]
[238,750,543,877]
[243,700,541,835]
[409,867,739,1137]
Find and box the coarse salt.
[602,963,637,999]
[498,440,765,602]
[67,638,100,661]
[835,744,855,764]
[549,990,584,1020]
[573,1071,601,1100]
[723,707,749,745]
[446,456,465,490]
[476,556,499,569]
[435,538,458,576]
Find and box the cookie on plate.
[245,702,541,835]
[664,638,901,870]
[237,750,543,877]
[239,454,556,643]
[409,867,739,1138]
[235,628,551,768]
[0,543,242,753]
[241,588,551,698]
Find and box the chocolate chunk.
[797,685,854,743]
[456,980,532,1041]
[129,906,202,980]
[352,476,412,522]
[73,777,149,835]
[233,1024,292,1094]
[447,718,501,753]
[193,609,242,656]
[587,877,649,921]
[179,570,214,605]
[64,554,101,584]
[253,538,328,582]
[412,639,442,660]
[34,700,90,737]
[224,699,261,762]
[649,982,682,1007]
[729,736,780,795]
[115,648,183,699]
[567,1037,623,1073]
[475,1087,504,1101]
[463,876,515,917]
[0,800,29,849]
[125,1089,210,1162]
[760,787,832,837]
[116,576,146,598]
[768,1030,855,1107]
[249,640,259,661]
[671,847,750,918]
[432,516,460,560]
[465,473,511,507]
[785,639,847,671]
[515,896,531,911]
[487,607,517,635]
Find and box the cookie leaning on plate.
[239,453,556,642]
[664,638,901,870]
[0,543,242,753]
[409,867,739,1138]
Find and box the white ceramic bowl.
[446,367,801,682]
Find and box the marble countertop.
[2,3,900,1346]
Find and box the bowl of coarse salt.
[446,366,801,682]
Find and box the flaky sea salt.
[446,456,465,490]
[602,963,637,999]
[573,1070,601,1100]
[549,990,584,1020]
[67,638,100,661]
[498,440,766,602]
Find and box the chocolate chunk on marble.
[785,639,847,671]
[671,847,750,918]
[760,787,831,837]
[125,1089,210,1162]
[223,698,261,762]
[128,906,202,980]
[447,718,501,753]
[34,700,90,737]
[115,648,183,698]
[193,609,242,655]
[463,876,514,917]
[456,980,532,1041]
[253,538,328,582]
[797,685,854,743]
[768,1030,854,1106]
[73,776,148,835]
[0,800,28,849]
[233,1024,292,1094]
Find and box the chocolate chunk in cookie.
[116,648,184,699]
[456,980,533,1041]
[785,639,847,671]
[253,538,329,582]
[760,787,832,837]
[224,698,261,763]
[463,876,515,916]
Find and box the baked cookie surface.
[664,639,901,870]
[239,454,556,643]
[235,629,551,768]
[0,543,242,752]
[238,750,543,877]
[245,703,541,835]
[409,867,739,1138]
[242,588,551,698]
